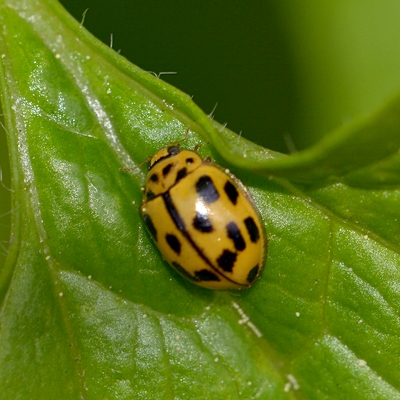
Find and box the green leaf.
[0,0,400,399]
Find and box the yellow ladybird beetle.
[140,145,267,290]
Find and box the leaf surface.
[0,0,399,399]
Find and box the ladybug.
[140,145,267,290]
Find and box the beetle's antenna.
[170,126,191,147]
[120,156,151,172]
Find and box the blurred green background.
[1,0,400,267]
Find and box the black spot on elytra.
[163,192,186,232]
[172,262,197,282]
[224,181,239,205]
[196,175,219,203]
[226,222,246,251]
[195,269,220,281]
[163,163,173,176]
[175,167,187,183]
[217,249,237,272]
[166,234,181,254]
[247,265,259,283]
[150,173,158,182]
[162,192,186,235]
[143,214,157,241]
[244,217,260,243]
[193,212,213,232]
[186,157,194,164]
[146,190,155,201]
